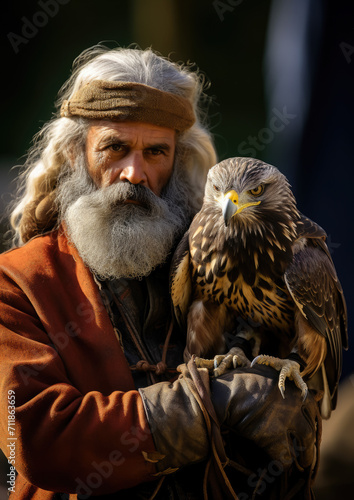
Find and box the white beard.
[57,158,192,280]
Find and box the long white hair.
[9,44,217,246]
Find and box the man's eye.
[147,148,165,156]
[109,144,124,152]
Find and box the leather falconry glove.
[139,363,211,475]
[140,361,321,498]
[212,364,320,472]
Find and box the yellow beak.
[222,190,261,226]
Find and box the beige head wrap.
[60,80,196,132]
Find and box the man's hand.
[139,360,321,497]
[212,364,320,471]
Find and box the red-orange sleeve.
[0,266,157,495]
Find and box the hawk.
[170,157,348,419]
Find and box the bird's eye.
[213,184,220,192]
[248,184,265,197]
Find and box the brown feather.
[295,311,327,378]
[186,300,228,359]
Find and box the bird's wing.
[295,214,348,347]
[297,213,327,240]
[170,230,192,332]
[284,233,348,398]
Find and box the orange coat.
[0,229,157,499]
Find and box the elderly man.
[0,46,320,499]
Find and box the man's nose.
[119,152,148,186]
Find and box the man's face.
[85,121,176,196]
[58,120,191,280]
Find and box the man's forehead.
[88,120,176,143]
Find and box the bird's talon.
[252,354,309,399]
[213,355,224,369]
[213,348,250,377]
[194,357,215,371]
[251,354,271,368]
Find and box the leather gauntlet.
[211,364,321,499]
[212,364,320,471]
[139,367,210,474]
[140,360,321,498]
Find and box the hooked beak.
[222,191,238,226]
[222,190,261,226]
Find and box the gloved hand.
[212,364,320,472]
[139,365,211,475]
[139,360,321,494]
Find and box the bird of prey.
[170,157,348,418]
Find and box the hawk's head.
[204,157,299,234]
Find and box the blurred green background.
[1,0,353,498]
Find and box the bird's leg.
[194,350,249,373]
[193,357,215,370]
[194,343,251,374]
[212,330,261,377]
[213,347,250,376]
[187,301,227,371]
[189,307,262,376]
[251,351,308,401]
